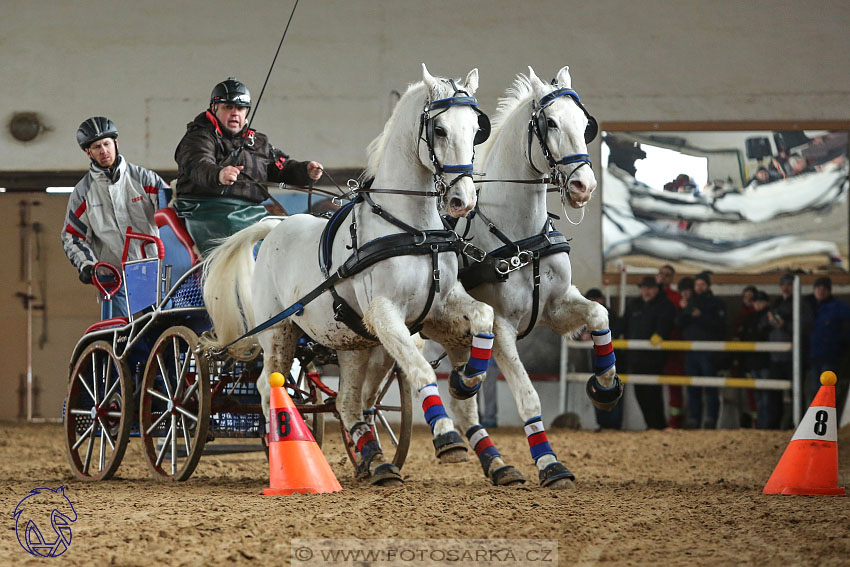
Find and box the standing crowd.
[584,266,850,431]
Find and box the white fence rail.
[559,276,803,424]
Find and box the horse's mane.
[363,77,456,180]
[480,73,535,154]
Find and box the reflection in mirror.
[601,129,849,273]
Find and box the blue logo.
[13,486,77,557]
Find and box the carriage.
[62,207,412,482]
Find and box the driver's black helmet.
[210,77,251,108]
[76,117,118,150]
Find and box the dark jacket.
[174,111,313,203]
[739,308,771,371]
[621,292,675,373]
[809,296,850,365]
[677,290,726,341]
[768,294,794,362]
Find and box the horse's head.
[528,65,598,208]
[420,64,486,218]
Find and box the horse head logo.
[13,486,77,557]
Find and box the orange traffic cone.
[763,371,846,496]
[263,372,342,495]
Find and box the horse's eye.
[546,118,558,129]
[433,126,447,138]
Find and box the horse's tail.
[200,220,280,357]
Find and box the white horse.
[201,65,495,484]
[440,66,623,488]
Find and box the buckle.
[461,242,486,263]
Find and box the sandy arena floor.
[2,421,848,566]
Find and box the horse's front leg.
[362,297,466,469]
[550,285,624,410]
[438,282,497,401]
[491,316,575,489]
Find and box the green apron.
[172,196,268,255]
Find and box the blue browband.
[428,96,480,110]
[538,88,581,108]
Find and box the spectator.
[787,154,815,177]
[732,285,758,340]
[677,271,726,429]
[766,273,797,429]
[748,167,771,186]
[740,291,778,428]
[585,288,623,430]
[620,277,676,429]
[656,264,680,306]
[806,277,850,406]
[173,77,323,254]
[62,117,170,319]
[666,276,695,428]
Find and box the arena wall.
[1,0,848,419]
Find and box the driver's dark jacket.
[174,111,312,204]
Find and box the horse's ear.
[464,68,479,95]
[527,66,549,97]
[554,65,572,88]
[422,63,440,98]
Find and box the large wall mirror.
[600,122,850,273]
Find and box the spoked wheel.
[64,340,133,481]
[291,367,326,447]
[140,326,210,481]
[340,364,412,469]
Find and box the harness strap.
[220,272,342,351]
[329,286,379,341]
[517,251,541,340]
[471,206,520,250]
[327,242,442,342]
[362,193,423,236]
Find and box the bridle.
[418,79,490,206]
[525,86,598,203]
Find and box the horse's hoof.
[586,374,624,411]
[539,462,575,488]
[439,447,469,463]
[369,463,404,486]
[449,368,481,400]
[489,465,526,486]
[433,430,468,462]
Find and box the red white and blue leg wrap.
[418,383,449,433]
[466,424,501,475]
[465,333,494,377]
[591,329,616,375]
[525,416,555,463]
[362,408,378,438]
[350,421,380,463]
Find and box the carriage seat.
[84,317,129,334]
[154,207,200,283]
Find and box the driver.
[172,77,324,254]
[61,117,170,319]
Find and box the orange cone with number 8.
[263,372,342,495]
[763,371,846,496]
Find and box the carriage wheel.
[292,368,325,447]
[140,326,210,481]
[64,340,133,481]
[340,365,412,469]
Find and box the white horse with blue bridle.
[440,66,623,488]
[201,66,497,484]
